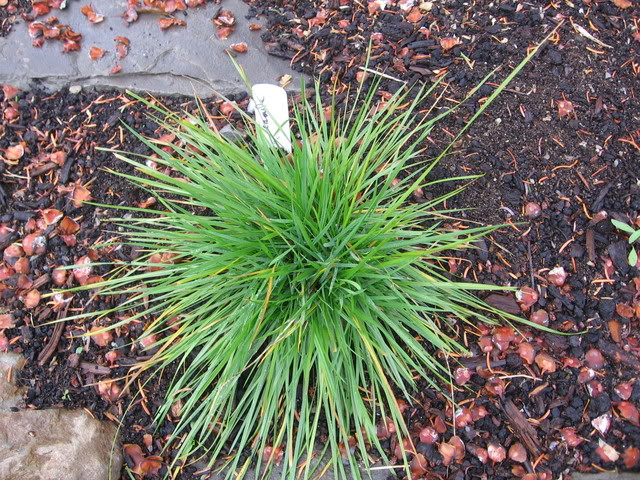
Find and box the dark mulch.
[1,0,640,478]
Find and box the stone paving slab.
[0,408,123,480]
[0,0,304,96]
[0,352,26,412]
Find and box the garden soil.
[1,0,640,479]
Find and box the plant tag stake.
[251,84,292,153]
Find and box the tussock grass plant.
[68,42,549,480]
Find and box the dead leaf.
[216,27,234,40]
[72,184,92,207]
[611,0,632,8]
[406,7,423,22]
[31,2,51,17]
[3,85,20,100]
[5,144,24,160]
[230,42,248,53]
[557,100,575,118]
[63,39,81,53]
[213,9,236,27]
[115,36,130,59]
[0,314,15,329]
[440,37,461,51]
[50,151,66,166]
[89,46,105,60]
[124,444,163,476]
[80,5,105,23]
[110,64,122,75]
[158,17,186,30]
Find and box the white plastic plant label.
[251,84,292,153]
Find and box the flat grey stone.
[0,408,122,480]
[0,0,304,96]
[0,352,26,412]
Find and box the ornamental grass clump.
[75,47,544,479]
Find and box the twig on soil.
[37,305,68,366]
[500,399,542,458]
[597,339,640,370]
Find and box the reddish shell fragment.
[454,407,473,428]
[115,36,130,59]
[530,309,549,327]
[596,439,619,463]
[525,201,542,218]
[454,367,472,386]
[516,286,538,311]
[73,255,92,285]
[508,443,527,463]
[22,233,47,256]
[585,348,605,369]
[41,208,64,225]
[623,447,640,469]
[216,27,234,40]
[535,353,556,374]
[90,325,113,347]
[518,342,536,364]
[419,426,438,444]
[97,380,121,403]
[487,442,506,463]
[615,401,640,426]
[5,144,24,160]
[615,382,634,401]
[410,453,428,476]
[159,17,186,30]
[0,314,15,328]
[557,99,575,118]
[376,417,396,439]
[547,266,567,286]
[561,427,584,448]
[592,413,612,435]
[22,289,41,309]
[52,267,67,286]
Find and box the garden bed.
[1,0,640,478]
